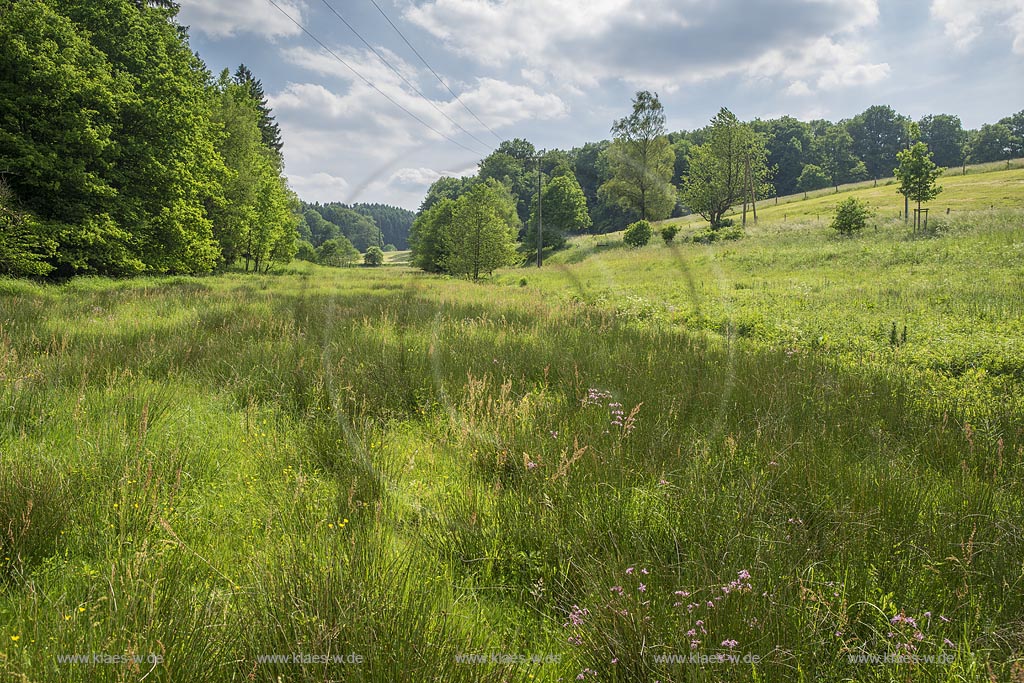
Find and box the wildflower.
[721,640,738,649]
[658,479,669,486]
[641,568,649,575]
[674,590,690,597]
[568,635,583,646]
[690,640,700,650]
[526,461,538,470]
[687,629,697,637]
[707,601,715,608]
[565,605,589,627]
[913,632,924,641]
[737,569,751,581]
[610,586,623,595]
[550,431,559,439]
[611,658,618,664]
[638,584,646,593]
[943,638,956,648]
[626,567,634,574]
[10,635,19,642]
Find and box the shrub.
[659,225,679,245]
[832,197,872,235]
[295,240,317,263]
[364,246,385,266]
[382,244,397,252]
[623,220,652,248]
[692,225,744,244]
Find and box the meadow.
[1,170,1023,682]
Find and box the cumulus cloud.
[404,0,885,91]
[930,0,1024,54]
[289,172,350,203]
[178,0,306,39]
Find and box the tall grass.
[0,210,1022,681]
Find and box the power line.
[317,0,491,152]
[366,0,503,143]
[263,0,486,157]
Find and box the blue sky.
[178,0,1024,209]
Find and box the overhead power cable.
[317,0,491,151]
[366,0,504,143]
[263,0,487,157]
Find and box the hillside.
[500,168,1024,419]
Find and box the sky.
[177,0,1024,210]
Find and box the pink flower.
[626,567,634,575]
[638,584,646,592]
[721,639,739,649]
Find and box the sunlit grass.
[1,177,1022,681]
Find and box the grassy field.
[1,170,1023,682]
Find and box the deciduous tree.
[598,91,676,221]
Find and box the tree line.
[411,94,1023,275]
[0,0,298,277]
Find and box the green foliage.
[352,204,415,250]
[680,108,772,229]
[525,174,591,251]
[409,198,454,273]
[363,246,385,267]
[847,105,915,180]
[623,219,652,247]
[895,143,943,204]
[918,114,967,168]
[382,244,397,252]
[966,123,1017,163]
[797,164,831,194]
[0,183,55,277]
[598,91,676,221]
[305,204,382,252]
[692,224,744,243]
[442,179,521,279]
[0,0,296,277]
[832,196,873,234]
[659,224,679,244]
[294,239,317,262]
[316,236,359,267]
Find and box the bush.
[364,246,385,266]
[692,225,744,244]
[623,220,652,247]
[832,197,872,235]
[659,225,679,244]
[382,244,397,252]
[295,240,317,263]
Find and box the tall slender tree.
[599,91,676,221]
[234,64,284,158]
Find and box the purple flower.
[721,639,739,649]
[690,640,700,650]
[674,590,690,597]
[626,567,634,574]
[610,585,623,595]
[638,584,646,593]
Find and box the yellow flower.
[10,635,19,642]
[78,606,86,613]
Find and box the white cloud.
[931,0,1024,54]
[389,167,443,187]
[289,172,350,202]
[178,0,306,39]
[405,0,885,91]
[785,80,813,97]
